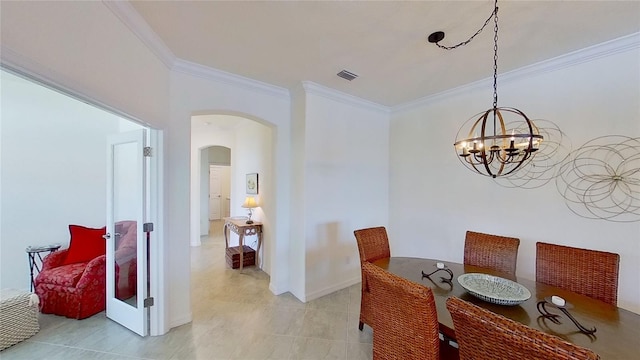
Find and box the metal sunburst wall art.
[493,119,571,189]
[556,136,640,222]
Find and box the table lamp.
[241,196,258,224]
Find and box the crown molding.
[173,59,290,100]
[1,45,45,79]
[1,45,148,126]
[394,32,640,114]
[103,0,383,109]
[104,1,289,100]
[102,0,176,69]
[302,81,390,114]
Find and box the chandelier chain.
[434,3,498,51]
[493,2,499,110]
[443,0,546,179]
[492,2,499,136]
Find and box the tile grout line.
[20,340,152,360]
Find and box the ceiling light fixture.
[428,0,543,178]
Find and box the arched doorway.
[189,113,274,272]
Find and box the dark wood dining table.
[373,257,640,360]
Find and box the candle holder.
[421,263,454,284]
[423,273,454,291]
[536,297,597,335]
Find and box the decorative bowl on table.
[457,273,531,306]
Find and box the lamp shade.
[241,196,258,209]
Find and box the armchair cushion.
[40,249,68,272]
[36,262,88,287]
[62,225,106,265]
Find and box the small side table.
[26,244,61,291]
[223,217,263,272]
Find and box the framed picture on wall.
[246,173,259,194]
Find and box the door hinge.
[144,297,154,308]
[143,147,152,157]
[143,222,154,232]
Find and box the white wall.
[230,121,272,221]
[289,85,308,301]
[389,38,640,313]
[199,149,209,235]
[228,121,273,270]
[220,166,232,218]
[302,83,390,300]
[0,70,135,290]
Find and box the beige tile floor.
[1,220,373,360]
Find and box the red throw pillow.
[62,225,107,265]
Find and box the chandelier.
[429,0,543,178]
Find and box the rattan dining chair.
[536,242,620,306]
[446,296,600,360]
[464,230,520,276]
[353,226,391,331]
[362,262,440,360]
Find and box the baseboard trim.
[168,312,192,330]
[305,275,360,302]
[269,281,289,296]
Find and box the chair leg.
[439,335,460,360]
[359,321,364,331]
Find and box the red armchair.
[34,250,106,319]
[34,221,137,319]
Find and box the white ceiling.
[130,0,640,107]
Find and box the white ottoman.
[0,289,39,350]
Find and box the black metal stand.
[537,298,597,335]
[26,244,61,291]
[422,265,454,284]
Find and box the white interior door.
[209,166,222,220]
[106,129,148,336]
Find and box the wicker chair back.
[363,262,440,360]
[353,226,391,330]
[464,230,520,276]
[446,296,600,360]
[536,242,619,306]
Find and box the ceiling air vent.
[337,69,358,81]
